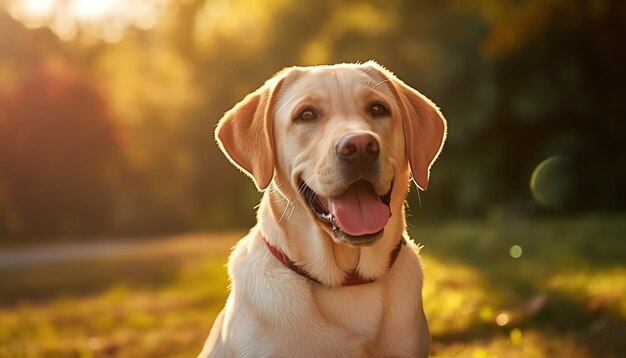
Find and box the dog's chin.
[332,228,384,247]
[300,179,393,247]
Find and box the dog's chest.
[313,284,384,340]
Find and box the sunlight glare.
[9,0,54,28]
[73,0,115,21]
[7,0,168,42]
[23,0,54,15]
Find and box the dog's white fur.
[200,61,447,358]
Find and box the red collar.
[264,236,406,286]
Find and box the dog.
[200,61,446,358]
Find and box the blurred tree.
[1,0,625,239]
[92,34,201,233]
[463,0,626,213]
[0,61,122,237]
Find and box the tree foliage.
[0,0,624,239]
[0,62,122,237]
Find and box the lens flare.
[509,245,522,258]
[496,312,510,326]
[530,155,579,210]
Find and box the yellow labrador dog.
[200,61,446,358]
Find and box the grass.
[415,214,626,357]
[1,215,625,357]
[0,233,236,358]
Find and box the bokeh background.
[0,0,625,357]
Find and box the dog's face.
[271,66,405,245]
[216,61,446,246]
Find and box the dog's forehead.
[297,66,369,92]
[276,64,395,113]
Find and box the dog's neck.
[258,182,408,288]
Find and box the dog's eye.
[369,102,390,118]
[295,107,318,121]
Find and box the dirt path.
[0,233,240,270]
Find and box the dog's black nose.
[335,133,379,164]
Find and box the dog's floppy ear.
[215,71,288,191]
[364,61,447,190]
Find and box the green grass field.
[1,215,625,357]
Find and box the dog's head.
[216,61,446,246]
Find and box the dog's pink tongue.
[329,181,390,236]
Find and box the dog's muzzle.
[301,179,393,246]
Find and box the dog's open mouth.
[300,179,393,245]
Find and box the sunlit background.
[1,0,625,356]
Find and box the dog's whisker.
[370,78,390,89]
[297,179,313,201]
[279,180,307,220]
[277,189,294,222]
[271,197,286,204]
[270,179,292,202]
[275,93,299,117]
[283,180,310,221]
[286,202,297,221]
[278,204,289,222]
[268,179,288,193]
[298,179,309,196]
